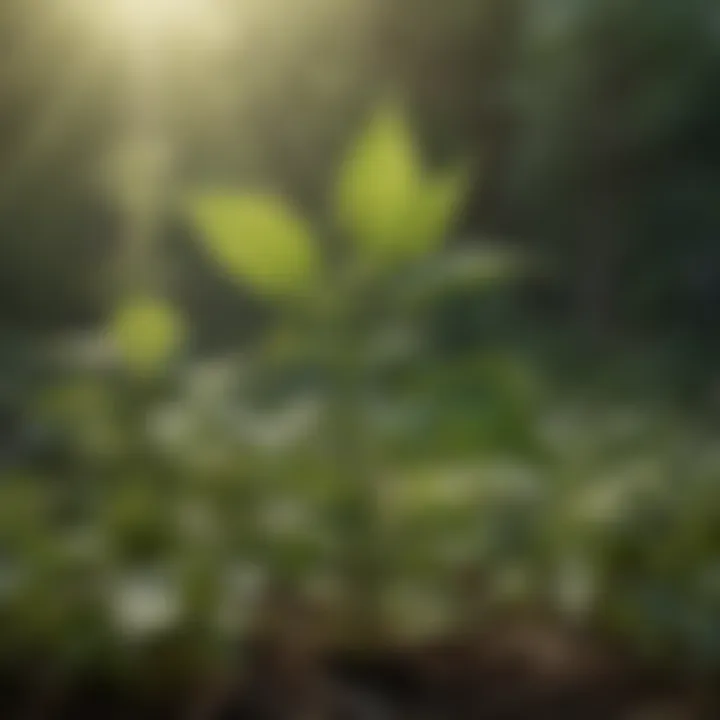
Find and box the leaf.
[190,193,320,298]
[112,298,185,376]
[335,104,424,260]
[407,165,469,253]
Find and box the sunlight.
[57,0,239,307]
[67,0,231,64]
[104,0,217,41]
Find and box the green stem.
[325,271,384,642]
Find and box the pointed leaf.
[336,105,424,259]
[407,166,469,253]
[112,298,185,376]
[190,193,320,298]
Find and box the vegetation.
[0,0,720,717]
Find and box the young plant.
[187,103,511,639]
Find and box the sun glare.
[67,0,230,60]
[107,0,213,38]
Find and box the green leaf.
[408,166,469,253]
[190,193,320,298]
[336,105,424,260]
[112,298,185,376]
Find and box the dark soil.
[0,621,716,719]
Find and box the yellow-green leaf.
[409,166,469,253]
[336,105,424,259]
[190,193,319,298]
[112,298,185,375]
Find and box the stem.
[325,271,384,642]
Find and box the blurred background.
[1,0,720,716]
[3,0,720,383]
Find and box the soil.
[0,619,716,718]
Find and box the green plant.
[185,102,516,637]
[8,100,720,682]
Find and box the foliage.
[1,0,719,348]
[0,104,719,680]
[335,104,467,262]
[112,298,186,376]
[189,194,321,299]
[0,105,486,671]
[0,0,720,689]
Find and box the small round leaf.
[112,298,186,376]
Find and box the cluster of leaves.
[0,104,479,669]
[1,103,720,680]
